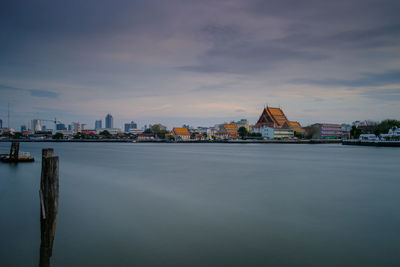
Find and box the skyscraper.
[31,119,42,132]
[124,121,137,133]
[95,120,102,129]
[0,119,2,128]
[56,123,67,130]
[105,114,113,128]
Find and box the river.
[1,142,399,266]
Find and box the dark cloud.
[180,22,327,73]
[0,84,58,98]
[275,24,400,50]
[29,89,59,98]
[1,0,400,127]
[290,70,400,87]
[362,88,400,101]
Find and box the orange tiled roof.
[223,124,238,131]
[172,127,190,136]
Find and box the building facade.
[124,121,137,133]
[261,127,274,139]
[254,106,303,135]
[56,123,67,130]
[306,123,342,139]
[31,119,42,132]
[274,128,294,139]
[95,120,102,129]
[105,114,114,129]
[170,127,191,141]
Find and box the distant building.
[95,128,122,135]
[136,133,154,141]
[56,123,67,131]
[129,129,143,135]
[352,120,378,133]
[341,124,351,139]
[68,124,72,131]
[221,123,239,139]
[124,121,138,133]
[81,124,87,130]
[274,128,294,139]
[56,130,74,137]
[261,127,274,139]
[282,121,304,134]
[71,122,81,132]
[31,119,42,132]
[105,114,114,128]
[170,127,191,141]
[305,123,342,139]
[236,119,250,132]
[95,120,102,130]
[0,119,2,128]
[254,106,303,134]
[206,127,217,137]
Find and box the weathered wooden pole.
[9,142,19,162]
[39,148,59,267]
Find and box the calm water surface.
[1,143,400,266]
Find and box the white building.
[95,128,122,135]
[31,119,42,132]
[261,127,274,139]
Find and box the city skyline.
[1,0,400,129]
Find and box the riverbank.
[342,140,400,147]
[0,139,342,144]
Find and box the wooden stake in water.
[39,148,59,267]
[9,142,19,162]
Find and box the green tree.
[238,127,248,139]
[294,131,303,139]
[350,126,362,139]
[374,119,400,135]
[53,132,64,140]
[99,130,112,138]
[2,132,11,137]
[12,132,23,139]
[143,128,152,134]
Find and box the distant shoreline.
[0,139,342,144]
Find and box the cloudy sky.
[1,0,400,129]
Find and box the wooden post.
[39,148,59,267]
[9,142,19,162]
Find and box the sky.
[1,0,400,129]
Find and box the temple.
[255,106,304,133]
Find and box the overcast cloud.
[1,0,399,129]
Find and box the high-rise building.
[105,114,113,128]
[0,119,2,128]
[42,125,47,131]
[95,120,102,129]
[81,124,87,130]
[56,123,67,130]
[71,122,81,132]
[124,121,137,133]
[31,119,42,132]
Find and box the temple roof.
[255,106,289,128]
[172,127,190,136]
